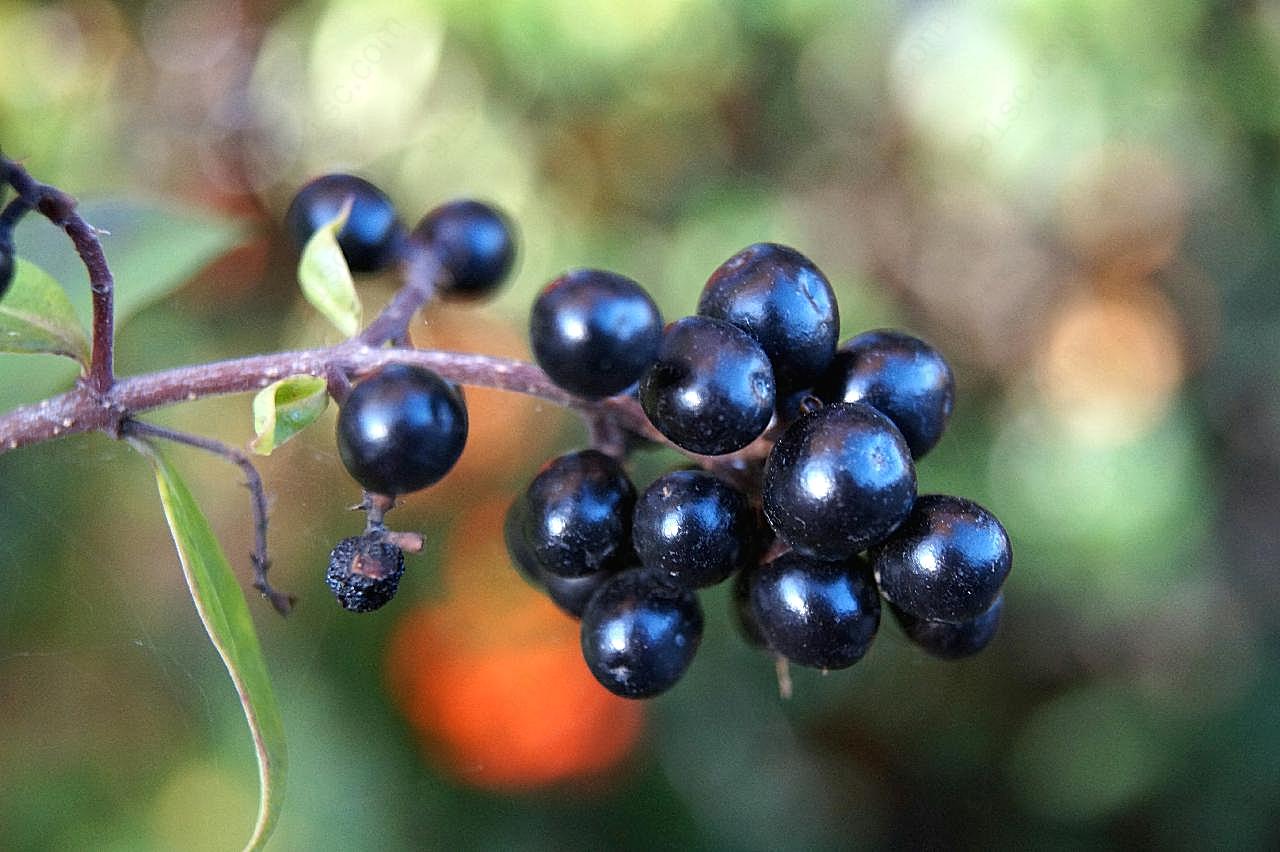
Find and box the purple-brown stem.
[0,196,33,237]
[122,418,295,615]
[2,156,115,394]
[358,243,441,347]
[0,345,660,452]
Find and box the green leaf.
[134,442,287,852]
[297,201,362,337]
[0,199,244,412]
[251,374,330,455]
[0,258,90,364]
[13,198,244,328]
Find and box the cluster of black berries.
[282,174,516,611]
[507,245,1012,698]
[284,174,1012,697]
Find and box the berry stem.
[324,362,354,405]
[774,655,793,700]
[586,410,628,459]
[361,491,395,532]
[357,243,441,347]
[122,418,295,615]
[1,155,116,395]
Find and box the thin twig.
[361,491,395,533]
[0,346,664,452]
[774,655,793,700]
[586,409,628,458]
[358,242,441,347]
[122,418,295,615]
[0,196,33,244]
[2,156,116,394]
[324,362,353,405]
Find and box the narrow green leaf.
[297,201,362,337]
[0,258,90,364]
[251,374,330,455]
[134,442,287,852]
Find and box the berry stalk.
[122,418,295,615]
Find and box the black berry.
[326,534,405,612]
[871,494,1011,623]
[697,243,839,393]
[503,496,544,589]
[815,330,955,458]
[776,389,821,425]
[285,173,403,273]
[748,551,880,669]
[763,402,916,561]
[632,469,755,588]
[638,315,775,455]
[521,449,636,578]
[530,269,663,399]
[336,364,468,496]
[412,200,516,300]
[890,594,1003,659]
[580,568,704,698]
[504,496,619,618]
[544,569,620,619]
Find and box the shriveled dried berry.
[326,534,406,612]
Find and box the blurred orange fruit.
[1035,283,1184,445]
[385,499,644,791]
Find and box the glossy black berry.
[522,449,636,578]
[871,494,1012,623]
[336,364,468,496]
[776,389,822,425]
[763,402,916,561]
[412,200,516,300]
[544,569,621,619]
[749,551,880,669]
[890,594,1003,659]
[697,243,839,393]
[504,496,619,618]
[0,245,13,301]
[326,534,405,612]
[503,496,544,589]
[633,469,755,588]
[285,173,403,273]
[530,269,663,399]
[580,568,704,698]
[815,330,955,458]
[638,316,775,455]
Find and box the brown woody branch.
[2,155,116,394]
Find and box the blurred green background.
[1,0,1278,848]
